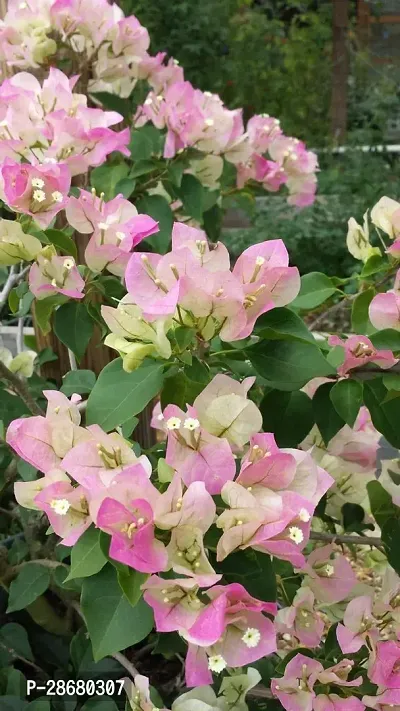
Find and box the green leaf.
[114,177,136,199]
[364,379,400,448]
[136,194,173,253]
[91,163,130,201]
[329,379,363,427]
[65,527,107,582]
[177,174,204,222]
[8,289,19,314]
[342,503,368,533]
[90,91,131,117]
[291,272,337,310]
[382,518,400,575]
[247,340,335,391]
[44,229,77,261]
[361,254,386,277]
[255,307,315,344]
[370,329,400,351]
[34,296,65,336]
[313,382,345,444]
[0,391,30,427]
[0,623,33,661]
[81,565,153,661]
[367,480,398,529]
[81,700,118,711]
[54,302,94,360]
[215,549,276,602]
[70,628,123,680]
[86,359,164,432]
[61,370,96,397]
[383,373,400,391]
[0,698,28,711]
[260,390,314,447]
[129,129,154,161]
[117,568,148,606]
[130,160,157,179]
[351,288,375,335]
[28,700,51,711]
[7,564,50,613]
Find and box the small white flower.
[98,222,109,231]
[31,178,45,189]
[115,231,125,242]
[51,278,58,287]
[288,526,304,544]
[255,256,265,266]
[52,191,63,203]
[144,97,153,105]
[208,655,227,673]
[282,633,291,641]
[183,417,200,431]
[43,157,57,164]
[298,508,311,523]
[241,627,261,648]
[205,118,214,127]
[325,564,334,577]
[166,416,182,430]
[50,498,70,516]
[63,258,74,270]
[33,189,46,203]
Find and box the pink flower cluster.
[272,654,365,711]
[137,88,318,206]
[6,373,337,686]
[0,2,318,207]
[0,69,129,176]
[110,222,301,345]
[329,334,398,377]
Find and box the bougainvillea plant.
[1,2,400,711]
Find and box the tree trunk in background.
[331,0,349,143]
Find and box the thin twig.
[0,359,44,415]
[310,531,383,547]
[112,652,139,678]
[249,686,273,699]
[0,264,30,311]
[309,295,356,331]
[16,316,24,354]
[68,349,78,370]
[17,559,69,571]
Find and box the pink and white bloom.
[337,596,378,654]
[29,250,84,300]
[163,404,236,494]
[369,640,400,689]
[363,689,400,711]
[61,425,147,488]
[231,240,300,339]
[271,653,323,711]
[142,575,205,633]
[34,478,91,546]
[369,270,400,332]
[329,334,398,376]
[314,695,365,711]
[193,374,262,449]
[66,189,158,276]
[7,391,90,473]
[184,582,276,686]
[275,587,324,647]
[300,544,357,603]
[1,159,70,228]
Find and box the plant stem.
[310,531,383,548]
[0,359,44,416]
